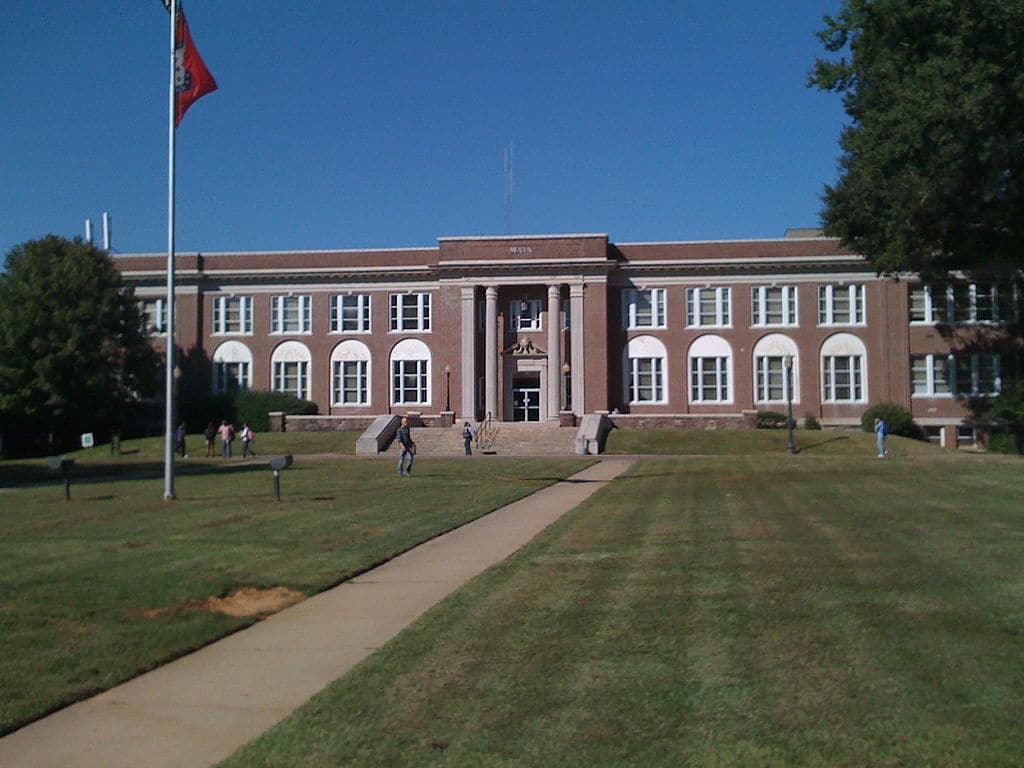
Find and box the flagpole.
[164,0,178,501]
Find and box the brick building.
[115,230,1020,446]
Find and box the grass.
[0,431,360,487]
[220,450,1024,767]
[0,455,590,735]
[605,426,944,457]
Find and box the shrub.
[803,413,822,430]
[232,390,317,433]
[756,410,793,429]
[860,404,923,439]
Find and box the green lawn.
[0,456,590,735]
[221,451,1024,768]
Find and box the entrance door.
[512,374,541,422]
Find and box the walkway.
[0,457,635,768]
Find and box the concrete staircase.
[388,421,578,457]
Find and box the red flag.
[174,5,217,127]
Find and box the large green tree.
[809,0,1024,276]
[0,236,159,452]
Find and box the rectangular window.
[623,288,667,329]
[751,286,797,326]
[510,299,543,331]
[212,296,253,334]
[390,293,431,332]
[392,359,429,404]
[139,298,169,335]
[628,357,664,403]
[755,356,791,403]
[911,354,951,396]
[911,282,1018,324]
[822,355,864,402]
[273,360,309,400]
[818,285,865,325]
[330,294,371,333]
[954,354,1001,396]
[214,361,250,393]
[686,287,731,328]
[690,356,730,403]
[332,359,368,405]
[271,295,312,334]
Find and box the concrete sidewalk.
[0,457,635,768]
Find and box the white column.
[485,286,498,420]
[547,284,561,419]
[570,283,585,416]
[460,286,477,420]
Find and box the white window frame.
[628,357,664,404]
[273,360,309,400]
[271,295,313,334]
[913,283,1019,325]
[212,295,253,335]
[392,359,429,405]
[510,299,543,331]
[214,361,251,393]
[953,354,1001,396]
[754,356,792,404]
[751,286,798,327]
[333,359,368,405]
[330,294,371,333]
[911,354,952,397]
[686,287,731,328]
[139,298,169,335]
[818,285,865,326]
[622,288,667,330]
[390,293,431,332]
[690,356,730,403]
[822,355,865,402]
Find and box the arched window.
[212,340,253,393]
[271,341,312,400]
[820,333,867,403]
[331,340,371,406]
[625,335,667,404]
[390,338,431,406]
[752,334,798,404]
[688,334,732,404]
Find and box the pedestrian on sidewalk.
[397,416,416,476]
[204,422,217,458]
[463,421,476,455]
[175,422,187,458]
[219,420,235,459]
[241,423,256,458]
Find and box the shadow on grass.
[0,458,273,489]
[793,435,851,453]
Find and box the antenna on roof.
[102,211,112,251]
[85,219,93,243]
[504,141,514,236]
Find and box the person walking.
[175,422,187,458]
[218,420,235,459]
[462,421,475,455]
[397,416,416,477]
[874,417,888,458]
[241,423,256,458]
[204,422,217,458]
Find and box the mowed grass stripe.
[222,454,1024,767]
[0,457,590,735]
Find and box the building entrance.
[511,374,541,422]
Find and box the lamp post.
[784,355,796,454]
[562,362,571,411]
[443,363,452,412]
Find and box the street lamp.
[562,362,571,411]
[784,355,796,455]
[443,363,452,412]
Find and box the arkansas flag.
[174,5,217,126]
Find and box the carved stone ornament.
[504,337,545,356]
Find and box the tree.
[809,0,1024,277]
[0,236,159,453]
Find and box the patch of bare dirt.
[199,587,306,617]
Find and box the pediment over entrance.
[503,337,546,357]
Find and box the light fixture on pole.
[443,363,452,412]
[562,361,571,411]
[784,355,796,455]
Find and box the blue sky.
[1,1,846,256]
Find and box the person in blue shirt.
[874,417,888,458]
